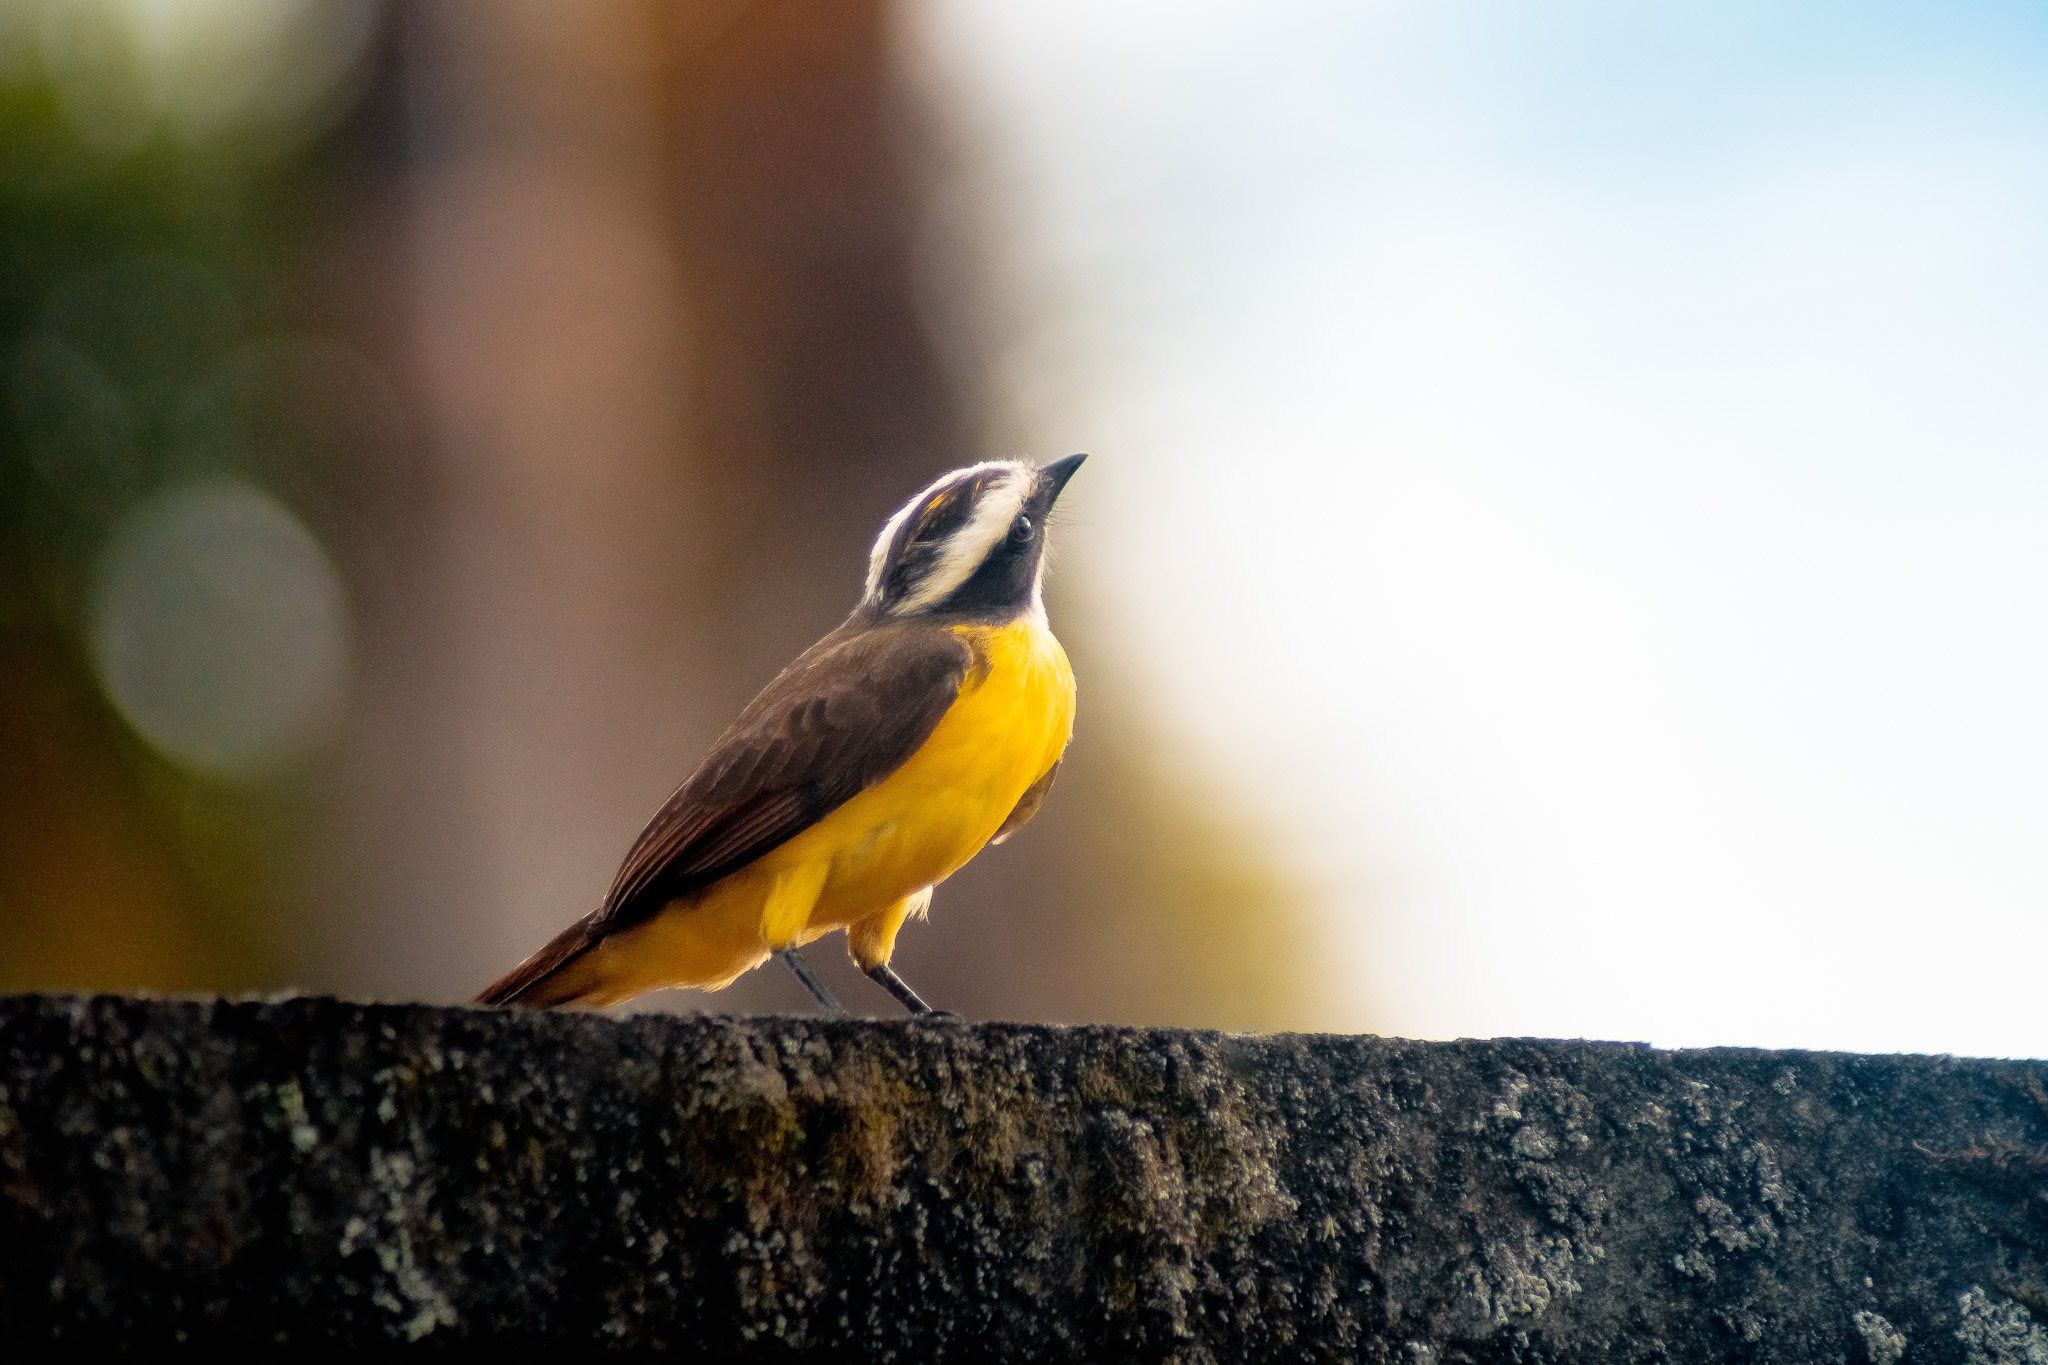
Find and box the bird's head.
[860,454,1085,622]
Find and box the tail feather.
[475,912,603,1008]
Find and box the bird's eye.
[1010,514,1032,542]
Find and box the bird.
[475,454,1085,1016]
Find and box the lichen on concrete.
[3,994,2047,1359]
[1958,1287,2048,1365]
[1854,1309,1907,1365]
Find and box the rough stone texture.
[3,995,2048,1359]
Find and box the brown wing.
[989,760,1060,845]
[477,619,968,1007]
[599,618,970,930]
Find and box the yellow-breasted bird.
[476,454,1084,1015]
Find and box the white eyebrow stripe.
[862,460,1032,610]
[862,491,927,603]
[893,470,1028,613]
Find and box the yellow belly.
[581,616,1075,1001]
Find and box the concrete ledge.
[2,995,2046,1359]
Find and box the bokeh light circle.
[89,479,350,779]
[33,0,382,152]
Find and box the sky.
[912,0,2048,1054]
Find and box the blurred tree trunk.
[315,1,709,1001]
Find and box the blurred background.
[2,1,2045,1055]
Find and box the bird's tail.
[475,911,605,1008]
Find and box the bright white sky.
[912,1,2048,1055]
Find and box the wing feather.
[596,620,971,932]
[990,759,1060,845]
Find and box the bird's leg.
[778,947,845,1017]
[864,962,952,1017]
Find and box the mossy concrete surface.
[2,995,2046,1359]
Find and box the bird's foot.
[864,962,952,1017]
[778,947,846,1017]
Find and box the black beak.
[1039,453,1087,505]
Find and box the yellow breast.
[577,615,1075,1003]
[771,614,1076,929]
